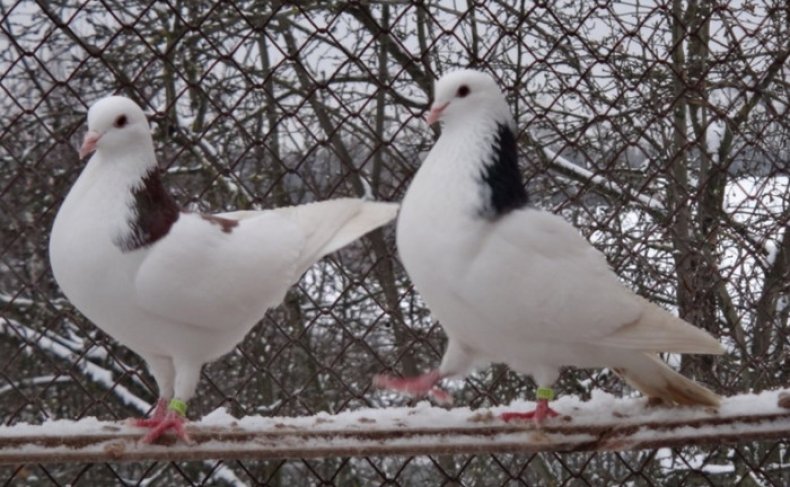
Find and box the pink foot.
[500,399,560,424]
[140,410,192,444]
[373,370,452,405]
[132,398,168,428]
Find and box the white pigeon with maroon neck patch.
[381,70,724,415]
[50,96,398,441]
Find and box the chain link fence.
[1,0,788,485]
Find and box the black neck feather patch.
[115,169,180,252]
[479,123,528,217]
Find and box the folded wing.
[134,198,398,331]
[457,208,723,355]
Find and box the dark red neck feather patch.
[114,169,180,252]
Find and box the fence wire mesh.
[1,0,788,485]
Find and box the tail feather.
[299,199,398,258]
[616,354,720,407]
[601,299,725,355]
[215,197,398,269]
[273,198,397,274]
[219,198,397,253]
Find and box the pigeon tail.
[616,354,720,407]
[290,198,398,268]
[601,299,725,355]
[217,198,397,274]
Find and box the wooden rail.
[1,390,787,464]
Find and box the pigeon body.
[50,96,398,441]
[378,70,722,417]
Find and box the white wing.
[133,198,398,331]
[453,209,722,353]
[133,211,303,331]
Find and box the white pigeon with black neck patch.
[375,70,724,421]
[50,96,399,443]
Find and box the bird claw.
[130,399,168,428]
[500,399,560,424]
[373,371,453,405]
[135,410,193,445]
[132,417,163,428]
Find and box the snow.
[0,292,36,308]
[359,175,374,200]
[0,389,786,469]
[0,375,71,397]
[720,176,789,309]
[196,388,782,432]
[1,388,785,440]
[655,447,735,474]
[543,146,665,212]
[705,118,724,158]
[0,318,152,414]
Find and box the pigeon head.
[76,96,179,252]
[80,96,151,160]
[425,70,511,128]
[424,70,527,217]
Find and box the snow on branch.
[542,147,666,214]
[0,318,151,413]
[0,390,787,465]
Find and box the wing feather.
[134,212,302,331]
[450,209,721,353]
[134,199,396,331]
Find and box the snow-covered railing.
[2,390,787,465]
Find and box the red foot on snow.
[139,410,192,444]
[500,399,560,423]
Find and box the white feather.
[397,70,722,406]
[50,96,398,409]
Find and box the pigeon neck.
[477,121,529,218]
[114,168,180,252]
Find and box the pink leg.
[500,398,560,424]
[132,398,168,427]
[373,370,453,405]
[140,410,191,444]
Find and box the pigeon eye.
[114,115,127,128]
[457,85,470,98]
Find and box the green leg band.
[536,387,555,401]
[168,398,188,417]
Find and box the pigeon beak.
[79,130,102,159]
[425,102,449,126]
